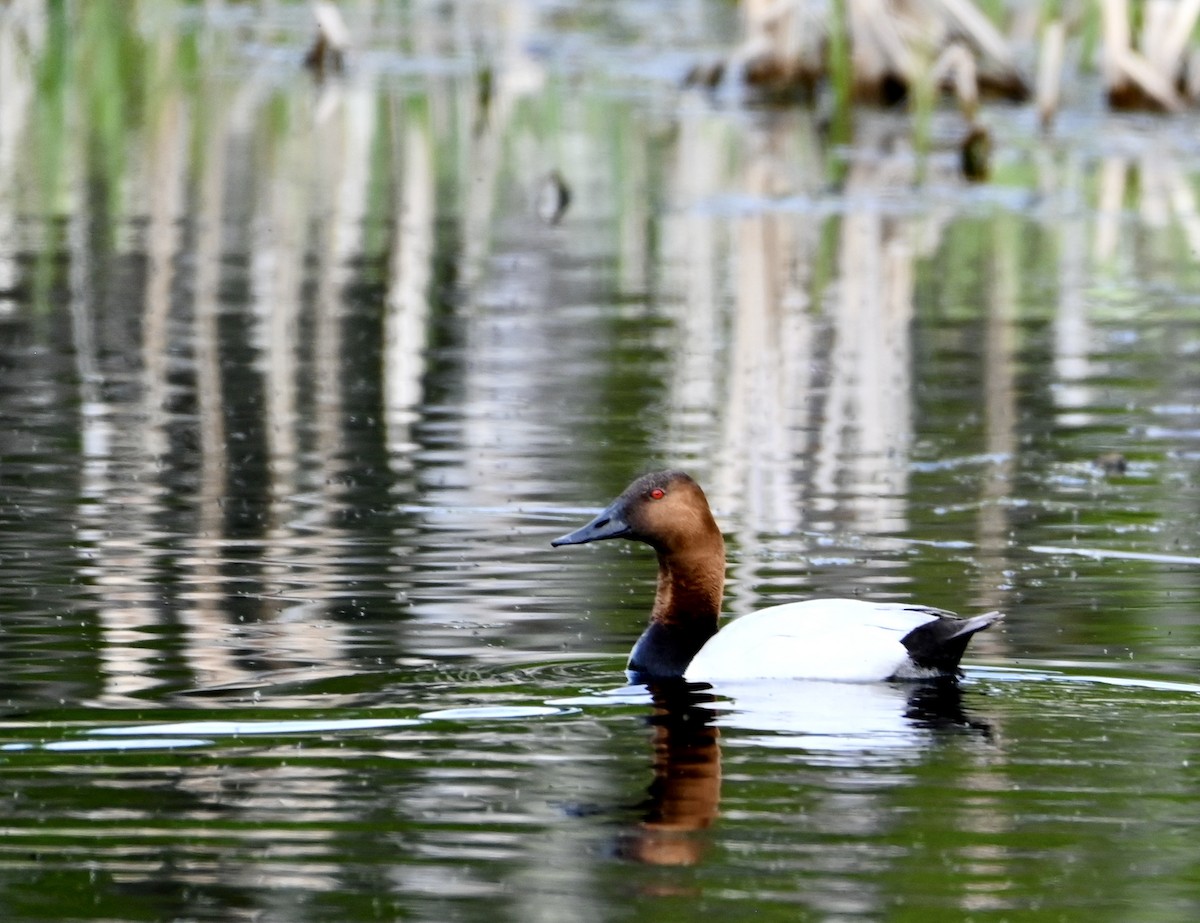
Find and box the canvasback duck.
[551,470,1002,683]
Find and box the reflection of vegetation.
[3,0,1199,664]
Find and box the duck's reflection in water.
[617,679,992,866]
[706,677,993,755]
[617,683,722,866]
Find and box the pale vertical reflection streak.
[0,4,43,312]
[383,105,434,470]
[817,161,914,540]
[183,74,240,689]
[661,96,725,472]
[86,53,190,704]
[70,44,112,629]
[954,230,1021,914]
[1139,146,1171,231]
[308,79,374,609]
[382,100,433,621]
[140,92,185,470]
[720,120,816,537]
[972,219,1018,628]
[454,0,544,294]
[250,102,305,593]
[240,80,369,671]
[614,115,652,302]
[1093,155,1125,265]
[173,79,370,864]
[418,0,553,527]
[716,115,820,622]
[664,112,920,611]
[1164,155,1200,256]
[1052,149,1093,426]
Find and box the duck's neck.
[651,545,725,630]
[628,541,725,679]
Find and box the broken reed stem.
[1101,0,1194,109]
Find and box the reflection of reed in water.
[686,114,930,581]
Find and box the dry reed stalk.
[930,0,1027,98]
[1101,0,1133,102]
[724,0,1027,106]
[1111,44,1184,110]
[1037,20,1065,129]
[735,0,824,96]
[934,0,1015,69]
[847,0,915,98]
[1103,0,1195,110]
[850,0,1026,101]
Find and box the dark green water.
[2,1,1200,920]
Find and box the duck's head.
[551,470,721,555]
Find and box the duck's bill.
[551,505,630,546]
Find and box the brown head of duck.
[552,470,725,678]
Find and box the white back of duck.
[683,599,999,683]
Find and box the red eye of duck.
[649,488,665,500]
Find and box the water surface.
[2,1,1200,920]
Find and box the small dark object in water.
[684,58,725,89]
[1095,452,1128,475]
[537,170,571,226]
[305,1,349,76]
[960,123,991,181]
